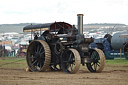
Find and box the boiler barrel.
[111,31,128,50]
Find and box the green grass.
[106,58,128,66]
[0,57,27,69]
[0,57,128,69]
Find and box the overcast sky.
[0,0,128,25]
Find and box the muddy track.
[0,65,128,85]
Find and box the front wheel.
[61,49,81,74]
[86,48,105,73]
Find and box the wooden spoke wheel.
[86,48,105,73]
[26,40,51,72]
[62,49,81,74]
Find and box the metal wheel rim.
[87,48,105,72]
[26,40,51,72]
[62,48,81,74]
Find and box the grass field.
[106,58,128,65]
[0,57,27,69]
[0,57,128,69]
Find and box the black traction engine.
[24,14,105,74]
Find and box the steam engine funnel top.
[77,14,84,35]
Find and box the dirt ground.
[0,64,128,85]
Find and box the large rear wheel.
[86,48,105,73]
[26,40,51,72]
[62,49,81,74]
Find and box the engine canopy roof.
[23,22,72,32]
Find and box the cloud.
[0,0,128,24]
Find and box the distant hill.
[0,23,33,33]
[85,23,126,26]
[83,23,128,32]
[83,23,127,29]
[0,23,127,33]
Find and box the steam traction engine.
[24,14,105,74]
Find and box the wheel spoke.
[37,44,41,53]
[97,61,100,66]
[70,64,73,71]
[92,52,96,59]
[39,47,43,53]
[34,44,37,53]
[95,52,99,58]
[40,51,45,55]
[97,63,100,67]
[29,55,36,59]
[94,63,97,71]
[36,44,39,52]
[91,53,94,58]
[98,61,100,64]
[91,63,94,66]
[40,57,45,60]
[40,61,42,69]
[36,61,39,67]
[68,52,72,62]
[93,52,96,56]
[31,60,37,66]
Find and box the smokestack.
[77,14,84,35]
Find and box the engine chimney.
[77,14,84,35]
